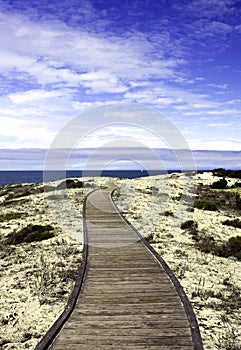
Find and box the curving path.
[35,188,203,350]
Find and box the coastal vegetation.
[4,224,55,245]
[0,178,85,349]
[0,172,240,349]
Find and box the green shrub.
[5,185,43,200]
[235,194,241,210]
[212,168,229,177]
[218,236,241,260]
[164,211,174,217]
[195,234,241,261]
[25,230,54,243]
[194,200,217,211]
[57,179,83,190]
[145,232,154,243]
[181,220,197,230]
[5,224,55,245]
[212,168,241,179]
[211,178,228,189]
[196,235,217,254]
[222,219,241,229]
[0,212,24,222]
[1,198,30,207]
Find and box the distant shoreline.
[0,169,187,186]
[1,168,240,186]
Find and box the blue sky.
[0,0,241,169]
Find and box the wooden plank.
[50,345,194,350]
[51,334,193,346]
[59,327,192,337]
[67,318,190,329]
[73,304,186,316]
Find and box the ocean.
[0,170,172,186]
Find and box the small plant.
[180,220,198,238]
[163,211,174,217]
[194,200,217,211]
[145,232,154,243]
[1,198,30,207]
[31,253,57,304]
[196,235,217,253]
[235,193,241,210]
[0,212,24,222]
[215,319,241,350]
[180,220,197,230]
[174,260,189,279]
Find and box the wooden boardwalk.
[35,188,203,350]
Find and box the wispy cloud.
[1,148,241,170]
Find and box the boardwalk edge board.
[34,189,98,350]
[110,189,204,350]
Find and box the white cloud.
[9,89,69,104]
[0,3,240,155]
[205,109,241,115]
[188,138,241,151]
[207,83,229,89]
[77,124,168,149]
[0,116,55,148]
[0,11,183,91]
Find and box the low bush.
[194,232,241,260]
[235,194,241,210]
[145,232,154,243]
[57,179,83,190]
[181,220,197,230]
[164,211,174,217]
[5,185,43,200]
[196,235,217,254]
[1,198,30,207]
[222,218,241,229]
[0,212,24,222]
[24,230,54,243]
[212,168,241,179]
[194,200,218,211]
[5,224,55,245]
[217,236,241,260]
[211,178,228,189]
[180,220,199,240]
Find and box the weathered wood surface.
[40,188,203,350]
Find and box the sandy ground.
[0,173,240,349]
[114,172,241,350]
[0,178,94,349]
